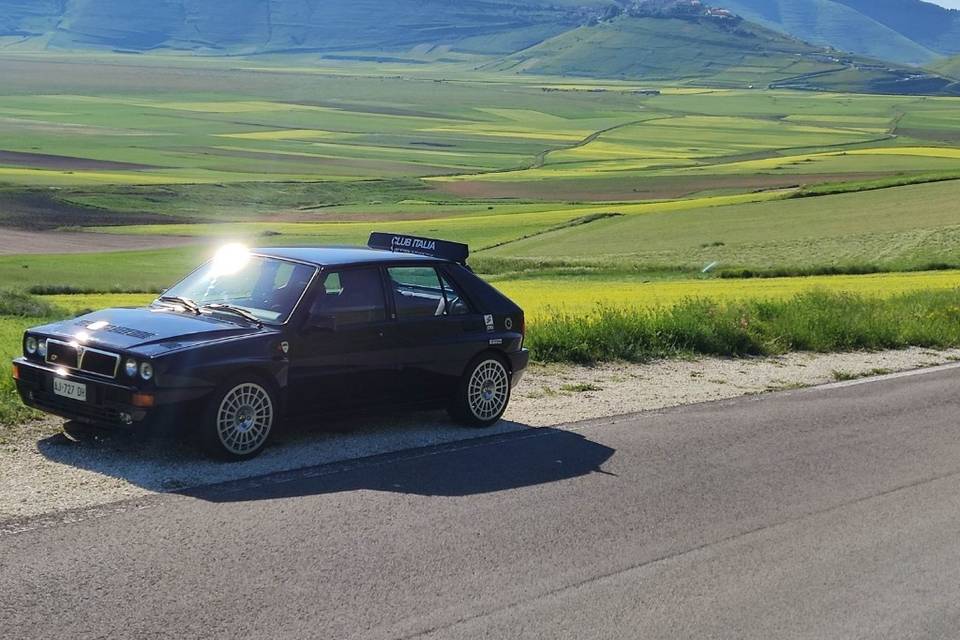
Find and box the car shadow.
[35,410,615,499]
[185,427,616,502]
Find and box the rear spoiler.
[368,232,469,265]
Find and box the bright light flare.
[211,243,251,277]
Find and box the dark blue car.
[12,234,529,460]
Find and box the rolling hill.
[491,13,960,94]
[719,0,960,65]
[931,54,960,78]
[0,0,611,55]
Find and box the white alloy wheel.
[467,358,510,421]
[216,382,274,456]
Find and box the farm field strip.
[34,269,960,321]
[497,271,960,319]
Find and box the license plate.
[53,378,87,402]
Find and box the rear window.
[388,266,473,319]
[388,267,445,319]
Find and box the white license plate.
[53,378,87,402]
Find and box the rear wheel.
[201,375,276,461]
[449,354,511,428]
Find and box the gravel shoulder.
[2,346,959,522]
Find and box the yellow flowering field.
[42,270,960,322]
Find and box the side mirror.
[306,312,337,332]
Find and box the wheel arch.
[462,347,512,377]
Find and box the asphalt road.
[3,365,960,639]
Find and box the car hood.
[32,307,272,354]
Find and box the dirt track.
[435,172,897,202]
[0,227,202,254]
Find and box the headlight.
[38,339,47,358]
[139,362,154,381]
[125,358,138,377]
[25,336,37,355]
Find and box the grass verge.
[526,290,960,364]
[0,290,66,428]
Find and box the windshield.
[157,253,316,324]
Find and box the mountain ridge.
[718,0,960,64]
[0,0,958,95]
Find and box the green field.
[2,52,960,427]
[482,180,960,274]
[1,54,958,277]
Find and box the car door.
[287,267,401,416]
[385,264,483,401]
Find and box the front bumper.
[508,348,530,388]
[12,358,198,430]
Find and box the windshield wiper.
[202,303,263,327]
[158,295,201,315]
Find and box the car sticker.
[484,314,495,332]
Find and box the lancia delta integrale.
[12,234,529,460]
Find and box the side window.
[388,267,446,319]
[323,272,342,295]
[310,268,386,327]
[439,273,472,316]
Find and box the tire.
[449,353,512,428]
[200,374,277,461]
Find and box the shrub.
[28,284,160,295]
[0,289,62,318]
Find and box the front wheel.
[449,354,512,428]
[201,376,277,461]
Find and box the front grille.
[81,349,119,377]
[31,390,122,424]
[45,340,119,379]
[45,340,79,368]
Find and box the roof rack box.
[368,232,469,264]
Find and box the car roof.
[253,246,444,267]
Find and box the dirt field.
[0,190,185,230]
[0,227,200,254]
[0,150,155,172]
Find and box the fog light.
[25,337,37,355]
[131,393,155,408]
[125,358,138,377]
[139,362,154,381]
